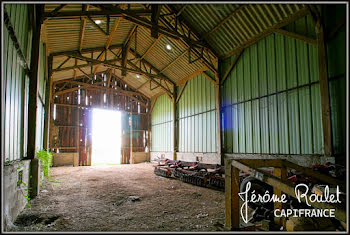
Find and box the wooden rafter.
[175,81,187,103]
[122,26,137,76]
[176,66,208,85]
[52,58,121,72]
[164,5,218,76]
[160,50,187,73]
[93,17,122,74]
[223,6,310,59]
[79,5,89,51]
[202,5,245,39]
[221,49,244,84]
[50,4,67,16]
[201,71,217,85]
[274,28,317,45]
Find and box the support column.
[172,93,177,161]
[273,167,287,228]
[216,82,222,165]
[130,112,133,164]
[225,158,240,230]
[315,7,333,157]
[43,53,52,150]
[27,4,44,199]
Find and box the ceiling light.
[165,44,172,51]
[136,75,140,78]
[95,20,102,25]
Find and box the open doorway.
[91,108,122,166]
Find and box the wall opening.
[91,108,122,166]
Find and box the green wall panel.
[222,31,324,155]
[3,4,34,160]
[151,94,173,152]
[177,74,217,153]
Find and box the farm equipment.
[153,158,345,230]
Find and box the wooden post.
[273,167,287,228]
[27,4,43,199]
[130,113,133,164]
[216,83,222,164]
[76,106,80,165]
[172,88,177,160]
[315,8,333,157]
[147,102,151,161]
[27,4,43,160]
[43,53,52,150]
[225,158,240,230]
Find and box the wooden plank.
[316,13,333,157]
[274,28,317,45]
[175,81,187,104]
[176,66,208,85]
[221,49,244,85]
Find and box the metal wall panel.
[151,94,173,152]
[3,4,34,160]
[176,74,217,153]
[221,31,324,155]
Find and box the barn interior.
[2,2,347,232]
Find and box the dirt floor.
[9,162,228,232]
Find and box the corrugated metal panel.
[151,94,173,152]
[3,4,33,160]
[177,74,216,152]
[175,4,305,57]
[221,30,324,155]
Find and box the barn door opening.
[91,108,122,165]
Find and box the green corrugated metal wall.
[3,4,34,161]
[151,94,173,151]
[176,74,217,152]
[221,15,324,155]
[324,5,346,156]
[36,41,47,150]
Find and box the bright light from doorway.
[92,108,122,165]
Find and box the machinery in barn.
[153,159,346,231]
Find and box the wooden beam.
[201,71,217,85]
[316,11,333,157]
[327,16,345,41]
[151,4,162,39]
[27,5,43,161]
[43,9,153,19]
[127,61,173,98]
[87,15,108,36]
[160,50,187,73]
[149,97,158,114]
[176,66,208,85]
[50,4,67,16]
[79,5,89,51]
[52,58,121,72]
[225,158,240,230]
[274,28,317,45]
[215,83,222,156]
[122,26,137,76]
[223,7,309,59]
[202,5,245,39]
[221,49,244,85]
[175,81,187,104]
[52,43,123,57]
[93,17,121,74]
